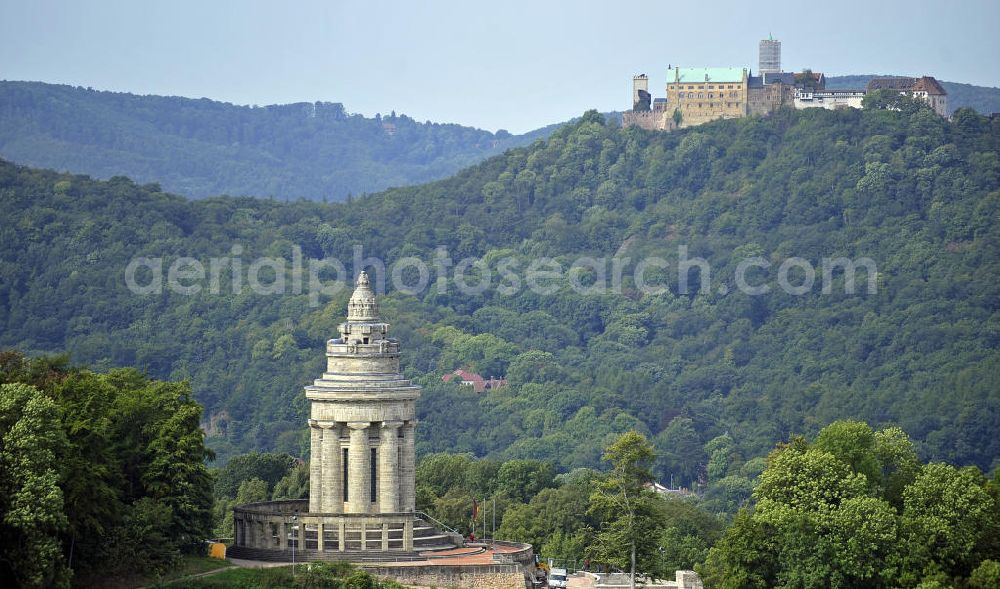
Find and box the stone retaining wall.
[364,564,528,589]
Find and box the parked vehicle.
[547,567,568,588]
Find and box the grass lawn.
[165,555,234,579]
[83,555,233,589]
[164,566,295,588]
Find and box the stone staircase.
[412,517,463,553]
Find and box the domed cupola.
[347,271,378,321]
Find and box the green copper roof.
[672,67,746,83]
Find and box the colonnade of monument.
[307,419,416,514]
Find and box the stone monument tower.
[230,273,462,558]
[305,270,419,518]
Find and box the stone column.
[308,420,323,512]
[278,521,287,549]
[379,421,402,513]
[320,421,342,513]
[403,519,414,552]
[346,422,371,513]
[317,522,325,551]
[400,421,417,511]
[338,520,346,552]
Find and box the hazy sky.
[2,0,998,133]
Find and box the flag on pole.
[472,497,479,519]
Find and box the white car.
[547,568,568,588]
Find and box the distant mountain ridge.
[0,81,555,201]
[0,78,998,203]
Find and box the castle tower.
[305,271,420,517]
[632,74,650,109]
[759,35,781,74]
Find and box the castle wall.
[622,110,669,131]
[667,75,748,128]
[748,83,794,116]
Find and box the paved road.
[227,557,293,568]
[567,572,597,588]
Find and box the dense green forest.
[2,100,999,489]
[0,81,554,201]
[0,351,213,589]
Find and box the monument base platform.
[231,499,463,561]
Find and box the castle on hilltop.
[624,36,947,131]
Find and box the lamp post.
[291,511,298,576]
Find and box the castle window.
[709,93,714,98]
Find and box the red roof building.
[867,76,948,116]
[442,369,507,393]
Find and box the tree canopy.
[0,351,214,587]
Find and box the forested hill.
[0,81,552,201]
[3,79,997,205]
[2,103,998,481]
